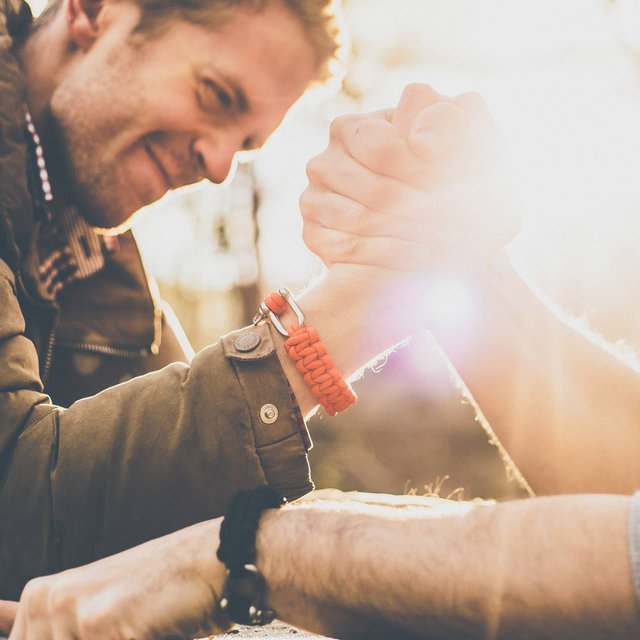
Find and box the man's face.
[48,0,318,229]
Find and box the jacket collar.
[1,0,31,43]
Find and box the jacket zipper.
[41,308,160,382]
[41,315,58,384]
[56,305,162,359]
[54,342,156,359]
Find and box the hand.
[9,520,230,640]
[0,601,18,635]
[301,84,520,270]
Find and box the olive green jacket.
[0,0,312,599]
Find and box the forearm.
[426,255,640,495]
[1,320,311,599]
[257,494,637,639]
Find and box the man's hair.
[37,0,345,84]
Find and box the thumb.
[408,101,466,161]
[391,83,445,139]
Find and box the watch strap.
[217,486,286,626]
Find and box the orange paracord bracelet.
[253,288,357,416]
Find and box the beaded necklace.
[24,107,53,203]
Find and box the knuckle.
[305,153,330,183]
[300,190,331,228]
[22,576,51,609]
[305,156,319,181]
[47,580,76,616]
[340,233,361,260]
[352,121,395,172]
[329,113,360,141]
[432,100,466,123]
[402,82,437,100]
[300,184,327,210]
[298,188,314,217]
[75,604,111,638]
[20,578,38,602]
[369,181,395,212]
[350,202,369,236]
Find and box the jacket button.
[235,332,261,353]
[260,403,279,424]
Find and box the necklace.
[24,106,53,203]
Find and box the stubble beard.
[48,48,146,231]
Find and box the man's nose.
[193,135,245,184]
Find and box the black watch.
[217,486,286,626]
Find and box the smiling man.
[26,0,320,228]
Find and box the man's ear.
[66,0,104,50]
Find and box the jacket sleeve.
[0,259,313,599]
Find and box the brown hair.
[36,0,346,83]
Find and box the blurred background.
[30,0,640,499]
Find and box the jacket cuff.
[222,323,313,501]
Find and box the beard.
[48,120,135,230]
[47,44,153,231]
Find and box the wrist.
[189,519,228,600]
[269,269,372,415]
[255,507,330,633]
[302,264,418,353]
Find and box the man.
[7,84,640,638]
[0,0,442,601]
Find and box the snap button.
[234,332,261,353]
[260,403,279,424]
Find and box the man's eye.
[200,80,233,112]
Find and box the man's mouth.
[144,140,172,191]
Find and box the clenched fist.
[10,520,230,640]
[301,84,520,270]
